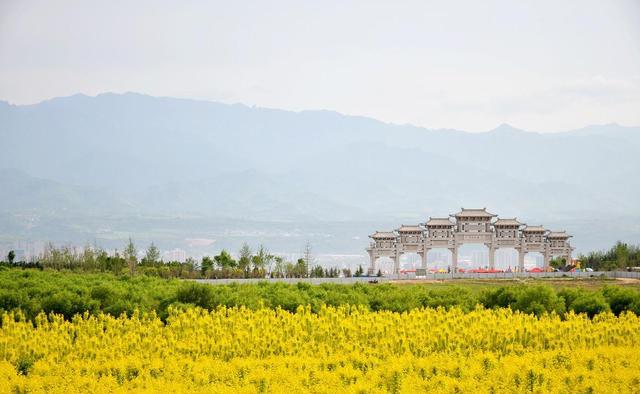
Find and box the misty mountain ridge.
[1,92,639,254]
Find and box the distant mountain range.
[1,93,639,256]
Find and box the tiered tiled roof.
[493,218,522,227]
[370,231,397,239]
[451,208,497,218]
[522,225,546,232]
[547,231,572,238]
[425,217,454,226]
[397,225,423,232]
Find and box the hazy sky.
[1,0,639,131]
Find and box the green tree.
[295,258,308,278]
[183,257,197,278]
[200,256,214,276]
[124,238,137,276]
[42,242,62,270]
[238,243,252,277]
[95,249,109,272]
[615,242,630,269]
[80,244,97,271]
[7,250,15,264]
[252,244,272,277]
[143,242,161,265]
[284,262,296,278]
[602,286,640,315]
[512,286,565,316]
[568,293,610,318]
[273,256,285,278]
[355,265,364,277]
[549,257,566,270]
[311,265,324,278]
[579,241,640,271]
[214,250,237,270]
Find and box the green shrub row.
[1,268,639,322]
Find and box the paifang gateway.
[366,208,574,275]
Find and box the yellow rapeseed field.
[1,306,639,393]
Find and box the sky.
[1,0,639,131]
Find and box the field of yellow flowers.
[1,306,639,393]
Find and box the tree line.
[578,241,640,271]
[1,240,369,279]
[4,240,638,278]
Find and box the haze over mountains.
[1,93,639,260]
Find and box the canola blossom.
[1,306,639,393]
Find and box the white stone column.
[393,254,400,275]
[450,247,458,273]
[543,251,550,271]
[420,250,428,269]
[367,250,376,275]
[488,244,495,270]
[518,249,525,272]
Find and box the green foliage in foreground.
[0,268,639,322]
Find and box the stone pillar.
[367,250,376,276]
[450,247,458,273]
[543,251,550,271]
[393,253,400,275]
[518,250,525,272]
[420,250,428,269]
[488,244,495,270]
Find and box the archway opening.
[399,253,421,274]
[495,248,518,272]
[426,248,452,272]
[524,252,544,270]
[375,256,394,276]
[457,244,489,271]
[549,254,569,271]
